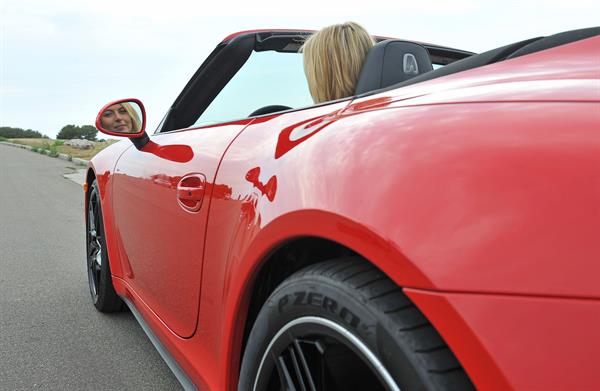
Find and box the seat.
[354,40,434,95]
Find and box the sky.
[1,0,598,139]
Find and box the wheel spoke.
[94,215,101,236]
[287,346,307,391]
[88,260,98,298]
[88,202,96,231]
[292,340,317,391]
[272,340,319,391]
[93,268,100,292]
[274,354,297,391]
[87,242,97,259]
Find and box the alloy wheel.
[87,190,102,302]
[253,316,398,391]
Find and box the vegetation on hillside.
[57,125,98,141]
[0,126,48,139]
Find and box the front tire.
[239,258,474,390]
[86,179,122,312]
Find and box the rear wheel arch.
[231,210,431,367]
[233,235,471,387]
[236,247,475,389]
[240,237,355,357]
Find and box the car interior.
[159,27,599,133]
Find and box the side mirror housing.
[95,98,149,150]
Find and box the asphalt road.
[0,144,181,390]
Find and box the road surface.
[0,144,181,390]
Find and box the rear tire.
[239,258,474,390]
[86,179,122,312]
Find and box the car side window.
[192,50,313,127]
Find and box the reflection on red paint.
[211,183,233,200]
[245,167,277,202]
[274,111,341,159]
[142,141,194,163]
[345,96,393,112]
[150,173,179,189]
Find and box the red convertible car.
[87,27,600,390]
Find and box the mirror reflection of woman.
[100,102,141,133]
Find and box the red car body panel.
[111,119,253,338]
[405,288,600,390]
[88,34,600,390]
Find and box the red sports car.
[87,27,600,390]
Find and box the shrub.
[31,147,39,152]
[49,147,59,157]
[0,136,6,141]
[67,155,73,161]
[57,124,97,141]
[52,140,65,147]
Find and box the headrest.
[355,40,433,95]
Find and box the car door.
[111,31,315,338]
[112,120,251,338]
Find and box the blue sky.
[1,0,598,138]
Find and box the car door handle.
[177,186,204,201]
[177,174,206,212]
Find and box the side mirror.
[96,98,149,149]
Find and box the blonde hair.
[302,22,374,104]
[121,102,142,132]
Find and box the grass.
[0,136,6,141]
[8,138,118,160]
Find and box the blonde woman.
[302,22,375,104]
[100,102,141,133]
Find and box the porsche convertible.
[87,27,600,390]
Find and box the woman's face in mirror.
[101,103,133,133]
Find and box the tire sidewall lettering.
[278,290,361,330]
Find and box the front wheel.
[86,179,122,312]
[239,258,474,390]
